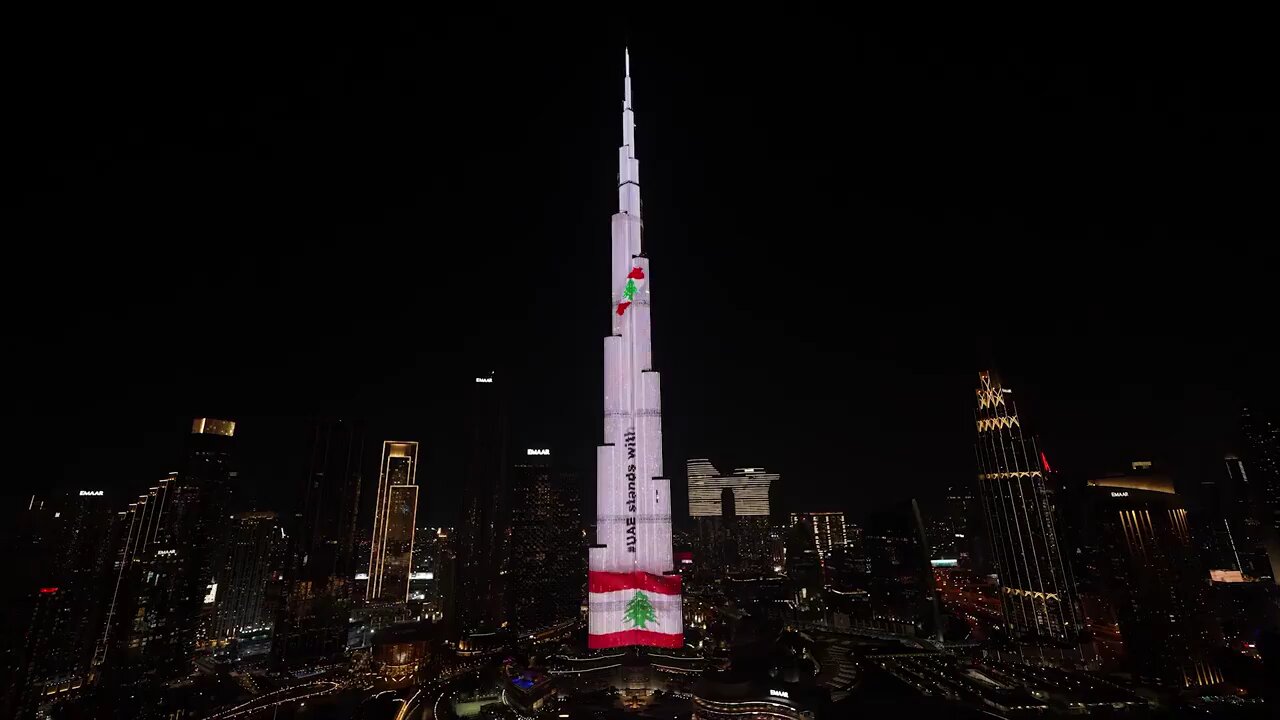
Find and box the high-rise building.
[783,518,822,604]
[789,512,847,558]
[973,371,1081,644]
[588,51,682,649]
[273,418,363,667]
[212,512,285,648]
[1198,454,1272,581]
[1087,467,1223,687]
[928,486,975,565]
[368,441,420,603]
[688,460,776,576]
[1241,407,1280,582]
[92,418,235,686]
[508,450,585,633]
[688,461,773,517]
[456,373,509,636]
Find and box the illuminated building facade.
[456,372,509,635]
[589,51,681,648]
[274,418,363,666]
[973,371,1081,643]
[368,441,420,602]
[1087,468,1223,686]
[689,460,776,576]
[509,452,585,633]
[789,512,847,558]
[688,461,774,517]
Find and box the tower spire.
[619,48,639,218]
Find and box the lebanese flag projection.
[588,570,683,648]
[615,267,646,316]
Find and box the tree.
[624,590,659,629]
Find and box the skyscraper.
[588,51,682,649]
[92,418,235,686]
[1087,467,1223,686]
[687,461,774,517]
[509,450,585,633]
[688,460,776,575]
[212,512,285,647]
[456,373,509,636]
[273,418,363,667]
[368,441,420,603]
[973,371,1081,644]
[1241,407,1280,582]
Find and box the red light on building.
[1040,451,1052,473]
[39,587,58,594]
[675,551,693,565]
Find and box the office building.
[273,418,363,667]
[588,52,682,649]
[789,512,847,558]
[1241,407,1280,581]
[689,460,776,576]
[928,486,975,565]
[92,418,235,685]
[212,512,285,648]
[508,451,585,633]
[783,518,822,603]
[369,441,420,602]
[3,489,119,716]
[973,371,1081,643]
[1198,454,1272,581]
[1087,466,1224,687]
[456,372,509,636]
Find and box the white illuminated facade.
[687,461,775,517]
[588,51,682,649]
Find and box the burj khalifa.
[587,51,683,649]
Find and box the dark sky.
[5,16,1278,526]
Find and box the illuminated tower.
[368,441,420,602]
[588,50,682,648]
[974,371,1081,643]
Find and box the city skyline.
[6,24,1280,715]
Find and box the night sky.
[6,16,1278,526]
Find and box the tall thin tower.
[588,50,682,649]
[974,370,1081,643]
[368,441,420,602]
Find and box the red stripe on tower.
[588,570,681,595]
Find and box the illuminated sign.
[410,572,435,580]
[475,377,494,383]
[79,490,103,496]
[769,689,790,699]
[39,587,58,594]
[204,582,218,605]
[1210,569,1248,583]
[930,558,959,568]
[355,573,369,580]
[1110,491,1129,498]
[527,448,550,456]
[156,549,177,556]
